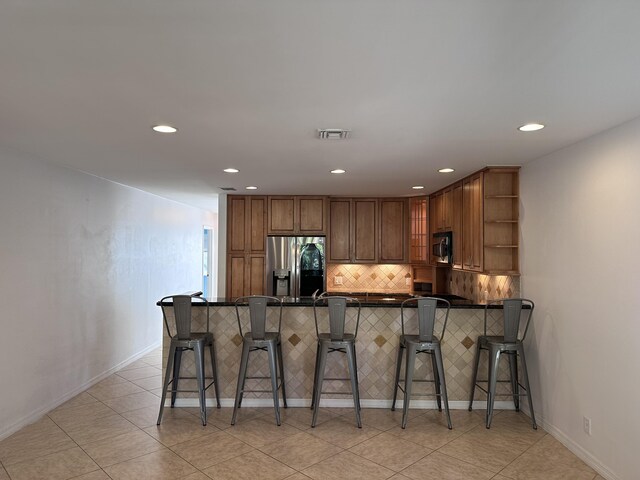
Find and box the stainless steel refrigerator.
[266,236,326,298]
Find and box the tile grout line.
[47,393,166,479]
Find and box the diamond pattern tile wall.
[162,304,520,402]
[449,271,521,303]
[327,264,411,293]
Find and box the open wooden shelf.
[483,168,520,273]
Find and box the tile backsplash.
[449,270,520,303]
[327,264,411,293]
[327,263,520,301]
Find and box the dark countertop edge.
[155,297,527,309]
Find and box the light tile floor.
[0,348,602,480]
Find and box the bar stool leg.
[391,342,404,411]
[194,343,207,426]
[352,346,361,411]
[276,339,288,409]
[518,344,537,429]
[171,348,183,407]
[401,346,417,429]
[346,343,361,428]
[431,354,442,412]
[267,342,281,426]
[508,352,519,412]
[157,344,176,425]
[310,340,321,410]
[231,341,251,425]
[486,346,501,428]
[434,344,452,429]
[468,342,482,411]
[311,343,328,427]
[209,341,221,408]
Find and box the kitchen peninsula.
[159,295,524,408]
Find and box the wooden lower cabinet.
[226,254,265,299]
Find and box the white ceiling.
[2,1,640,212]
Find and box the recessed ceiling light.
[245,186,258,190]
[518,123,545,132]
[412,185,425,190]
[223,168,239,173]
[438,168,455,173]
[152,125,177,133]
[330,169,346,174]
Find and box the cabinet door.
[463,173,483,271]
[379,199,407,263]
[353,199,377,263]
[298,196,327,234]
[247,255,265,296]
[443,188,453,231]
[328,199,351,262]
[451,182,463,269]
[227,197,246,254]
[409,196,429,263]
[227,254,246,299]
[248,197,266,253]
[268,196,296,234]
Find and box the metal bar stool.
[231,296,287,426]
[157,292,221,426]
[391,297,452,429]
[468,298,537,429]
[310,296,362,428]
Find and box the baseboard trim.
[528,411,619,480]
[168,398,516,410]
[0,341,161,442]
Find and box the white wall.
[521,117,640,479]
[0,148,216,438]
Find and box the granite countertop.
[156,293,498,309]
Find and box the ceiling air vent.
[317,128,350,140]
[220,187,237,191]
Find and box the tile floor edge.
[530,412,618,480]
[0,341,161,443]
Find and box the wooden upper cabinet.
[409,196,429,264]
[268,197,296,234]
[268,196,327,235]
[379,198,408,263]
[328,199,351,262]
[249,197,266,253]
[462,172,483,272]
[353,199,377,263]
[228,196,247,254]
[430,188,453,234]
[226,195,267,298]
[228,196,266,254]
[442,187,453,231]
[451,182,463,269]
[327,198,377,263]
[298,196,327,234]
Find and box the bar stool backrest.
[159,293,209,340]
[483,298,535,342]
[400,297,451,342]
[234,295,283,340]
[313,296,361,340]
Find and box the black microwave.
[433,232,453,264]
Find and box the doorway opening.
[202,226,214,297]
